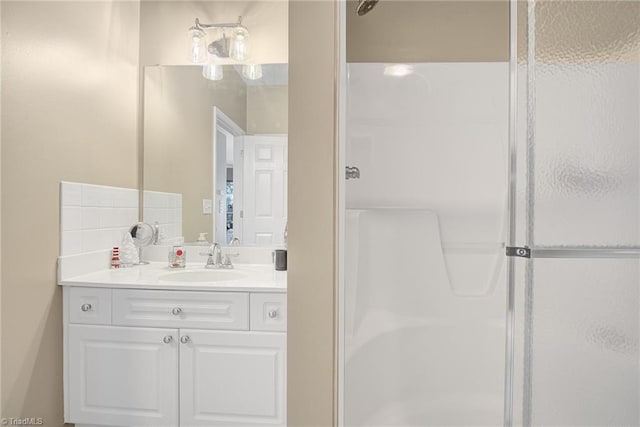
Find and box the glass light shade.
[202,64,223,81]
[188,27,207,64]
[230,27,249,61]
[242,64,263,80]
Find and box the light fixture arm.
[192,16,247,33]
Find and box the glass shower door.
[515,1,640,425]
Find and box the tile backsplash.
[60,182,139,256]
[143,190,183,242]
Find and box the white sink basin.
[158,269,249,283]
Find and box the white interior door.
[179,329,286,426]
[68,324,179,426]
[241,135,288,245]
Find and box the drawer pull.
[172,307,182,316]
[268,310,278,319]
[163,335,173,344]
[180,335,190,344]
[81,304,92,312]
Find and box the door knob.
[81,304,92,312]
[268,310,278,319]
[180,336,190,344]
[163,335,173,344]
[172,307,182,316]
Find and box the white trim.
[212,107,245,243]
[214,107,245,137]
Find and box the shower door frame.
[503,0,519,425]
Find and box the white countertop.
[59,262,287,293]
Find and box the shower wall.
[344,62,509,426]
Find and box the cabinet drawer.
[112,289,249,330]
[250,293,287,332]
[68,287,111,325]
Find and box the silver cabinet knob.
[268,310,278,319]
[172,307,182,316]
[81,303,92,312]
[180,336,190,344]
[163,335,173,344]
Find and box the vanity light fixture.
[188,17,249,63]
[190,17,259,82]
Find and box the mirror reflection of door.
[214,108,245,244]
[241,135,288,245]
[215,127,233,243]
[215,110,288,245]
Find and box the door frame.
[212,107,245,243]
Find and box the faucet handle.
[221,250,239,267]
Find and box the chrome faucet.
[202,243,222,269]
[201,243,237,269]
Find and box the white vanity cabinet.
[68,324,179,426]
[63,286,287,427]
[180,329,286,426]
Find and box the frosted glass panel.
[529,1,640,246]
[532,63,640,246]
[529,258,639,426]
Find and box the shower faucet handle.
[346,166,360,180]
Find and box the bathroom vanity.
[59,262,287,427]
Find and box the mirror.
[142,64,288,245]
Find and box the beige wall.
[347,0,509,62]
[247,85,288,134]
[143,65,247,242]
[288,1,338,425]
[1,1,140,425]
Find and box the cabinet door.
[179,330,286,426]
[68,324,179,426]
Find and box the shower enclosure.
[338,1,640,425]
